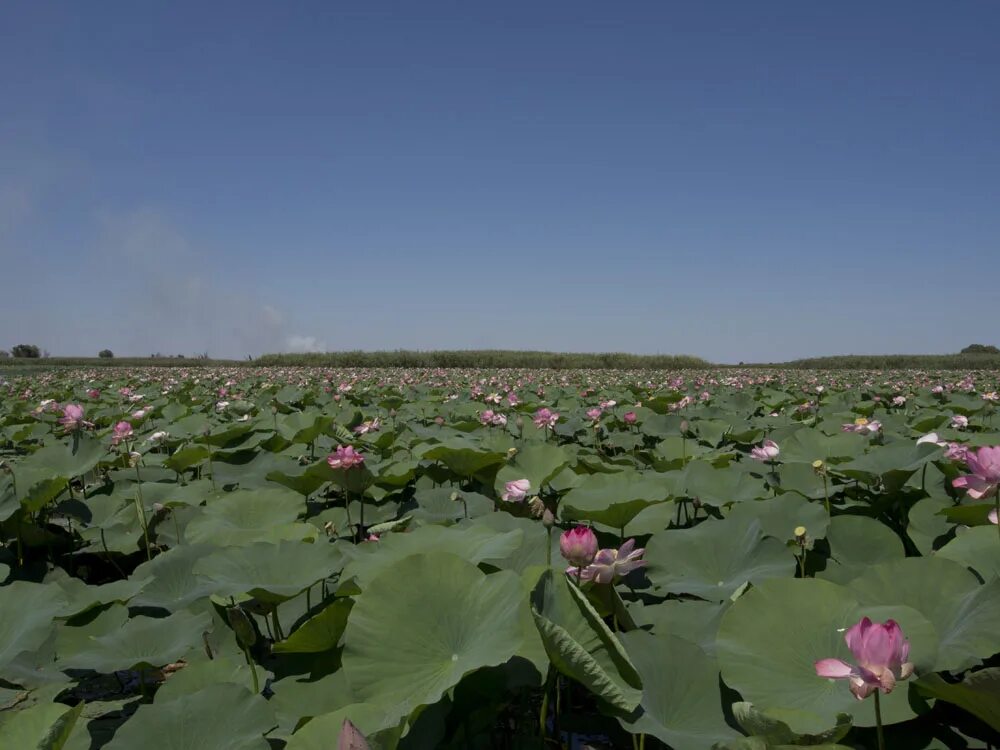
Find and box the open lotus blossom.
[353,418,381,435]
[891,396,906,407]
[815,617,914,700]
[944,442,970,462]
[952,446,1000,500]
[750,439,780,462]
[327,445,365,469]
[501,478,531,502]
[576,539,646,583]
[842,418,881,435]
[586,407,602,422]
[951,415,969,430]
[59,404,92,432]
[560,526,598,567]
[147,430,170,444]
[111,421,133,445]
[533,407,559,430]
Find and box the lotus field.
[3,366,1000,750]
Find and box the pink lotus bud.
[623,411,637,424]
[559,526,598,567]
[501,478,531,502]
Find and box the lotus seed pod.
[528,496,545,518]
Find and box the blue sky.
[1,2,998,362]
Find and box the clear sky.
[1,2,997,363]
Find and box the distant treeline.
[761,353,1000,370]
[0,357,245,370]
[256,350,711,369]
[4,351,1000,372]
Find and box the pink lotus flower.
[111,421,133,445]
[86,389,101,399]
[951,415,969,430]
[560,526,598,567]
[59,404,92,432]
[623,411,637,425]
[327,445,365,469]
[533,408,559,430]
[750,439,780,462]
[586,407,603,422]
[952,446,1000,500]
[891,396,906,407]
[354,418,381,435]
[480,409,496,425]
[501,478,531,502]
[507,391,520,406]
[944,442,970,462]
[842,419,881,435]
[815,617,914,700]
[576,539,646,583]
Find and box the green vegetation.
[257,349,711,369]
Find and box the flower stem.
[874,690,885,750]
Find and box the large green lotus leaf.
[691,418,731,447]
[52,574,151,618]
[130,544,217,610]
[19,435,106,481]
[847,557,1000,672]
[163,444,211,472]
[409,486,492,523]
[645,519,794,601]
[625,500,679,536]
[269,672,355,735]
[906,496,954,554]
[273,598,353,654]
[467,513,550,574]
[104,683,274,750]
[211,450,307,490]
[0,701,83,750]
[629,599,728,656]
[57,608,211,673]
[716,577,938,734]
[838,442,940,489]
[195,540,342,603]
[422,439,506,477]
[729,701,852,747]
[278,411,327,445]
[776,431,867,464]
[560,470,674,529]
[680,461,769,507]
[916,669,1000,732]
[342,552,523,720]
[0,582,68,673]
[285,702,402,750]
[337,523,522,591]
[650,436,710,469]
[726,495,830,543]
[937,526,1000,580]
[493,443,572,496]
[619,631,737,749]
[774,462,835,502]
[152,653,257,704]
[819,515,905,584]
[184,487,315,546]
[529,569,642,715]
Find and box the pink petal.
[815,658,854,678]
